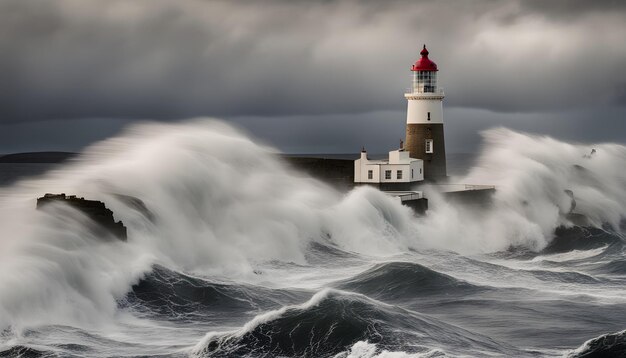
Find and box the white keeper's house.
[354,147,423,191]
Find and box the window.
[397,170,402,180]
[420,168,422,174]
[411,169,414,179]
[367,170,373,180]
[385,170,392,180]
[425,139,434,154]
[427,112,431,121]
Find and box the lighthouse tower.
[404,45,447,181]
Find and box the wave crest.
[568,329,626,357]
[192,289,512,357]
[334,262,483,301]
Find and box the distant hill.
[0,152,77,163]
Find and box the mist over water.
[0,119,625,357]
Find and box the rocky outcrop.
[36,193,127,241]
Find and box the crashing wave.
[122,265,307,319]
[191,288,513,357]
[0,120,625,356]
[567,329,626,357]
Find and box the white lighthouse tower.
[404,45,447,181]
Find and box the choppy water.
[0,120,625,357]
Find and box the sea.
[0,119,624,357]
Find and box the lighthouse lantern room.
[404,45,447,181]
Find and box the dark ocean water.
[0,121,625,357]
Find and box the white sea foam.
[416,127,626,253]
[0,120,416,333]
[0,119,625,338]
[530,246,607,263]
[335,341,444,358]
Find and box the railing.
[405,87,445,95]
[432,184,496,192]
[464,184,496,191]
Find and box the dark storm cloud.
[1,0,625,124]
[518,0,626,19]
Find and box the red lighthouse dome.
[411,45,438,71]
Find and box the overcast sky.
[1,0,625,154]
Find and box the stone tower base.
[405,123,447,181]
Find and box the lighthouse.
[404,45,447,181]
